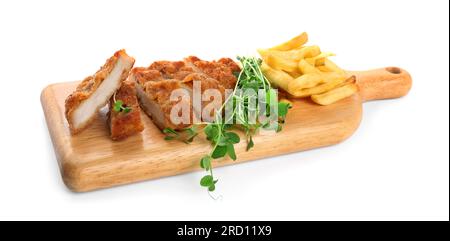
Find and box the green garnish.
[113,100,131,113]
[164,56,291,193]
[163,126,199,144]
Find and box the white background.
[0,0,448,221]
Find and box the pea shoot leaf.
[227,144,236,160]
[200,175,214,187]
[211,145,227,159]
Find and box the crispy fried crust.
[133,69,189,130]
[108,80,144,141]
[133,56,240,130]
[65,50,135,134]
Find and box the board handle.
[348,67,412,102]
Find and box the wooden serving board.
[41,67,412,192]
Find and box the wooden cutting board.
[41,67,412,192]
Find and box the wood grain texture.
[41,67,411,192]
[350,67,412,101]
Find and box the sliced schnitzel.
[132,56,240,130]
[108,80,144,140]
[65,50,135,134]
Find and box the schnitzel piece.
[131,64,192,130]
[108,80,144,141]
[65,50,135,134]
[132,56,240,130]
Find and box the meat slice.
[133,56,240,130]
[108,80,144,140]
[65,50,135,134]
[132,68,190,130]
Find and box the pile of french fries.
[258,32,358,105]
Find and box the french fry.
[266,54,298,72]
[336,75,356,88]
[322,59,345,74]
[288,75,345,97]
[301,45,321,58]
[286,70,302,78]
[260,63,293,90]
[298,59,321,74]
[317,66,331,72]
[258,49,303,63]
[258,32,355,105]
[269,32,308,51]
[287,72,346,93]
[258,46,321,63]
[320,72,348,83]
[289,73,323,90]
[305,52,335,66]
[311,83,358,105]
[315,58,326,67]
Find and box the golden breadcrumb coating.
[133,56,240,130]
[108,80,144,141]
[65,50,135,134]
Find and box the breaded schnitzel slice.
[108,80,144,141]
[65,50,135,134]
[132,68,190,130]
[133,56,239,130]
